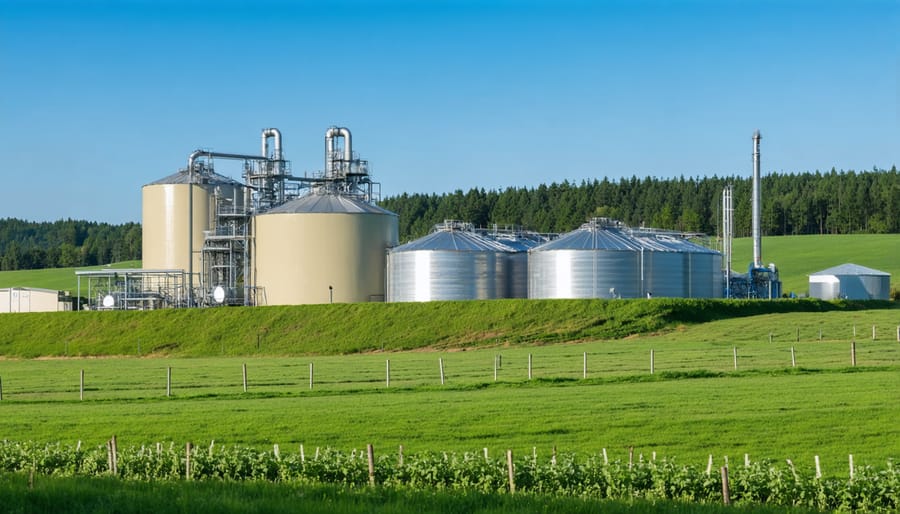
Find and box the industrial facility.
[71,128,789,309]
[809,264,891,300]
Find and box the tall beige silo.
[142,167,245,287]
[253,193,398,305]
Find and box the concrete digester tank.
[253,193,398,305]
[142,164,245,284]
[386,221,515,302]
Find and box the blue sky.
[1,0,897,224]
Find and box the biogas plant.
[75,128,780,309]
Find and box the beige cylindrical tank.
[142,168,244,287]
[253,194,398,305]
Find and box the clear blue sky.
[1,0,897,224]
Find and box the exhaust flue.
[751,130,762,269]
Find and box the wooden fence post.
[815,455,822,479]
[367,444,375,486]
[386,359,391,388]
[528,354,533,380]
[602,448,608,465]
[721,466,731,505]
[849,454,854,479]
[872,325,876,341]
[398,445,404,467]
[493,355,498,382]
[439,358,445,385]
[706,454,713,475]
[0,376,3,401]
[166,367,172,397]
[733,347,738,371]
[186,442,192,480]
[242,363,248,392]
[583,352,587,379]
[80,369,85,401]
[309,363,314,390]
[650,350,655,374]
[791,347,796,368]
[506,450,515,494]
[851,341,857,367]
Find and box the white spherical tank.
[253,193,398,305]
[142,167,245,286]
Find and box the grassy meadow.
[0,260,140,292]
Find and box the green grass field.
[0,260,140,291]
[731,234,898,295]
[0,474,815,514]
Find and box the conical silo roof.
[530,220,643,252]
[144,168,243,187]
[263,193,396,215]
[392,224,514,253]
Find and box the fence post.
[849,454,854,479]
[166,367,172,397]
[721,466,731,505]
[398,445,404,467]
[506,450,515,494]
[439,358,445,385]
[851,341,857,367]
[242,363,248,392]
[309,363,314,390]
[0,376,3,401]
[186,442,192,480]
[872,325,876,341]
[110,435,118,475]
[733,347,738,371]
[815,455,822,479]
[367,444,376,486]
[706,454,713,475]
[528,354,533,380]
[386,359,391,388]
[791,347,796,368]
[493,355,498,382]
[583,352,587,379]
[650,350,655,374]
[80,369,84,401]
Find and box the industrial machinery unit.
[386,221,516,302]
[528,218,722,299]
[722,131,782,299]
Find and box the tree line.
[380,168,899,242]
[0,218,141,271]
[1,168,896,271]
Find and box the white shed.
[0,287,71,313]
[809,263,891,300]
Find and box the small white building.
[0,287,72,313]
[809,263,891,300]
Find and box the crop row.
[1,441,899,512]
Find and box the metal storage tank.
[634,234,723,298]
[253,193,398,305]
[486,232,545,299]
[528,219,723,299]
[386,221,514,302]
[142,165,245,286]
[528,219,643,299]
[809,263,891,300]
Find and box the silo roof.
[810,263,890,277]
[145,169,243,187]
[263,193,396,215]
[531,226,644,251]
[393,228,514,253]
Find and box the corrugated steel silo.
[253,193,398,305]
[528,220,644,299]
[809,263,890,300]
[386,222,514,302]
[142,165,245,284]
[486,232,545,299]
[635,235,723,298]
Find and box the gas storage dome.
[142,164,245,281]
[386,221,516,302]
[253,192,398,305]
[528,219,722,299]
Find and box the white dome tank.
[253,193,398,305]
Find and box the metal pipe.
[325,126,353,177]
[751,130,762,268]
[261,128,282,160]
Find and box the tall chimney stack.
[751,130,762,269]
